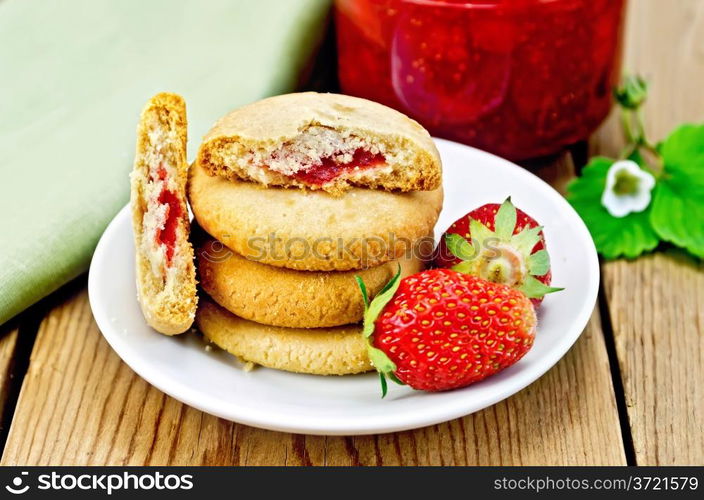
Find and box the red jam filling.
[149,165,168,182]
[149,164,181,265]
[290,148,385,185]
[155,188,182,264]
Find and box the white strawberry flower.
[601,160,656,217]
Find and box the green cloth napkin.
[0,0,331,325]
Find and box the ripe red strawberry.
[356,268,537,394]
[434,198,562,306]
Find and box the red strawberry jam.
[291,148,385,185]
[155,188,182,264]
[150,164,181,265]
[335,0,626,160]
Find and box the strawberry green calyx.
[355,265,404,397]
[447,198,563,300]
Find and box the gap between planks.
[0,296,53,452]
[588,0,704,465]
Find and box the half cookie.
[196,300,372,375]
[188,161,443,271]
[196,237,427,328]
[195,92,442,194]
[130,92,197,335]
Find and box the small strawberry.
[434,198,562,305]
[356,268,537,394]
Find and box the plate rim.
[88,138,600,435]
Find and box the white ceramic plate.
[88,139,599,435]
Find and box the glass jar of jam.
[335,0,626,160]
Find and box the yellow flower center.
[613,169,640,195]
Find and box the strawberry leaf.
[368,346,397,374]
[651,183,704,257]
[357,265,402,338]
[656,123,704,170]
[451,260,475,274]
[445,233,475,261]
[567,157,660,259]
[650,124,704,257]
[387,372,406,386]
[369,343,398,398]
[379,373,388,398]
[527,249,550,276]
[511,225,543,255]
[518,276,564,299]
[378,264,403,296]
[494,198,517,241]
[469,218,495,251]
[356,269,404,398]
[355,275,369,309]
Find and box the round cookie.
[196,299,372,376]
[195,92,442,194]
[196,238,427,328]
[188,162,443,271]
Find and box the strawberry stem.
[615,75,665,179]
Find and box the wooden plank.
[602,253,703,465]
[590,0,704,465]
[1,250,625,465]
[0,326,19,422]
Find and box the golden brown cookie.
[195,92,441,194]
[130,92,197,335]
[196,299,372,375]
[196,237,427,328]
[188,161,443,271]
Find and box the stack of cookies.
[189,93,443,376]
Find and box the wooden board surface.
[2,0,702,466]
[589,0,704,466]
[602,254,703,465]
[0,287,624,466]
[0,327,19,423]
